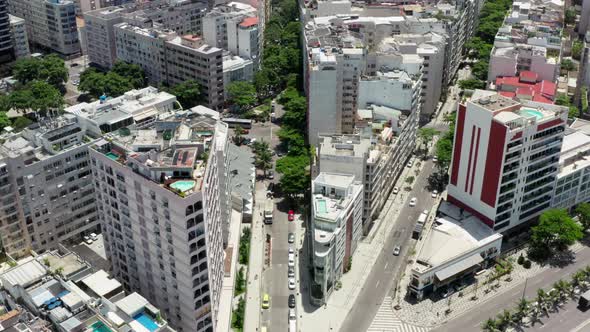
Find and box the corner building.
[89,108,229,332]
[447,91,568,233]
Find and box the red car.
[288,210,295,221]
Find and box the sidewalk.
[243,181,267,332]
[217,209,242,332]
[297,157,427,332]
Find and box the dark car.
[288,294,296,308]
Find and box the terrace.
[92,112,220,197]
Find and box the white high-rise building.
[9,14,28,59]
[310,172,363,305]
[9,0,80,56]
[89,107,229,332]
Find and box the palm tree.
[233,125,245,144]
[497,310,513,331]
[515,298,530,322]
[572,271,587,292]
[255,149,272,175]
[482,318,500,332]
[536,289,549,315]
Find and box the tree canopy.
[227,81,257,112]
[575,203,590,231]
[79,62,147,99]
[529,209,583,259]
[12,54,68,89]
[164,80,203,109]
[458,79,486,90]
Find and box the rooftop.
[318,134,373,158]
[558,129,590,177]
[413,213,502,273]
[91,107,227,197]
[495,73,556,104]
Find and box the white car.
[409,197,417,207]
[423,209,429,215]
[393,187,399,194]
[90,233,98,241]
[431,190,438,198]
[393,246,401,256]
[407,160,413,168]
[433,156,438,163]
[84,236,92,245]
[288,253,295,267]
[288,278,296,290]
[288,246,294,254]
[289,308,296,322]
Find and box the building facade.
[9,14,28,59]
[84,6,127,69]
[447,91,568,233]
[310,172,363,305]
[0,116,100,258]
[89,108,229,331]
[9,0,80,56]
[0,0,13,63]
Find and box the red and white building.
[447,91,569,232]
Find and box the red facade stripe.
[465,125,476,192]
[537,118,563,132]
[470,127,481,195]
[481,121,507,208]
[511,131,522,140]
[450,105,466,186]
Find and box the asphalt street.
[434,246,590,332]
[64,55,87,105]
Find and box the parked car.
[431,190,438,198]
[262,293,270,309]
[288,210,295,221]
[267,170,274,180]
[289,309,296,322]
[288,278,296,290]
[249,138,257,145]
[409,197,417,207]
[433,156,438,163]
[423,209,429,215]
[407,160,413,168]
[441,288,454,298]
[289,246,294,254]
[288,294,296,308]
[393,187,399,194]
[393,246,401,256]
[84,236,92,245]
[288,253,295,267]
[267,183,275,197]
[90,233,98,241]
[288,232,295,243]
[288,266,295,278]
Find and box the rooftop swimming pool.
[133,312,159,332]
[520,108,544,120]
[90,321,113,332]
[317,199,327,213]
[105,152,119,161]
[170,180,196,192]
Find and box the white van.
[289,320,296,332]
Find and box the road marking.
[375,280,380,288]
[571,317,590,332]
[385,262,389,269]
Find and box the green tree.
[573,41,584,60]
[561,59,576,72]
[575,202,590,231]
[472,60,489,81]
[418,127,440,150]
[11,116,32,131]
[582,86,589,114]
[435,137,453,172]
[569,106,580,119]
[13,57,41,85]
[13,55,68,89]
[281,95,306,131]
[481,318,500,332]
[79,68,105,97]
[102,72,134,97]
[233,125,245,144]
[111,61,146,89]
[0,112,10,131]
[28,81,64,115]
[227,81,257,112]
[165,80,202,109]
[277,127,306,156]
[565,8,576,25]
[530,209,583,258]
[496,310,513,331]
[555,93,571,106]
[458,79,485,90]
[9,88,33,114]
[279,165,309,197]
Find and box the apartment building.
[0,0,12,63]
[84,0,207,70]
[203,2,259,64]
[9,14,28,59]
[0,248,173,332]
[114,24,224,110]
[310,172,363,305]
[84,6,128,69]
[223,54,254,97]
[0,116,100,258]
[551,119,590,209]
[9,0,80,56]
[489,45,559,84]
[76,0,133,13]
[447,90,568,233]
[89,107,229,331]
[581,0,590,36]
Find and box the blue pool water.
[133,313,159,332]
[520,108,544,119]
[317,199,327,213]
[170,180,196,192]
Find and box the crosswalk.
[367,297,430,332]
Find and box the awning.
[435,253,483,282]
